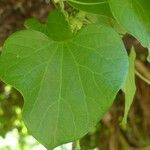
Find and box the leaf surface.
[68,0,112,16]
[86,14,126,34]
[24,18,47,35]
[0,24,128,149]
[122,48,136,125]
[46,10,73,41]
[109,0,150,62]
[25,10,73,41]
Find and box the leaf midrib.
[53,44,63,145]
[66,44,89,131]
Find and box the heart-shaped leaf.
[0,24,128,149]
[67,0,112,16]
[109,0,150,62]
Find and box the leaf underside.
[0,10,128,149]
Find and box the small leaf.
[109,0,150,61]
[67,0,112,16]
[24,18,47,34]
[0,24,128,149]
[86,14,126,34]
[122,48,136,125]
[47,10,73,41]
[25,10,73,41]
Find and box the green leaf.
[109,0,150,62]
[67,0,112,16]
[47,10,73,41]
[148,50,150,62]
[0,24,128,149]
[122,48,136,125]
[24,18,47,35]
[86,14,126,34]
[25,10,73,41]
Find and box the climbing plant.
[0,0,149,149]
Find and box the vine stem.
[52,0,64,10]
[52,0,59,8]
[65,0,108,5]
[135,70,150,85]
[52,0,69,19]
[58,0,65,11]
[72,140,81,150]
